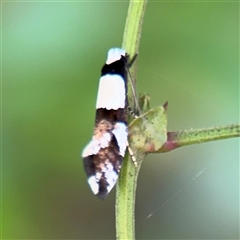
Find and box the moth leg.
[128,106,139,119]
[127,142,138,167]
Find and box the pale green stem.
[116,1,148,240]
[122,0,148,108]
[159,124,240,152]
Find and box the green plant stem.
[122,0,147,108]
[159,124,240,153]
[115,153,144,240]
[116,1,148,240]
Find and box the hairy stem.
[160,124,240,152]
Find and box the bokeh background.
[2,1,239,239]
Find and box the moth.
[82,48,135,199]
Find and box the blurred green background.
[2,1,239,239]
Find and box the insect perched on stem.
[82,48,138,199]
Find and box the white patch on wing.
[88,176,99,195]
[88,162,118,195]
[112,122,128,157]
[106,48,126,65]
[102,162,118,193]
[96,75,125,110]
[96,172,102,181]
[82,141,100,157]
[82,132,111,157]
[93,132,111,148]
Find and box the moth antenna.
[127,54,142,116]
[127,54,138,68]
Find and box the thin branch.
[159,124,240,153]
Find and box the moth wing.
[96,75,126,110]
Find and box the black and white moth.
[82,48,132,199]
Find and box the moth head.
[106,48,126,65]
